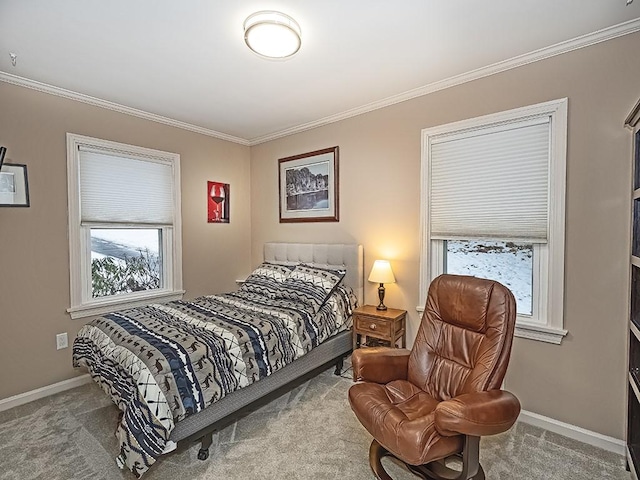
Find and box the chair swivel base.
[369,436,485,480]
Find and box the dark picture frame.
[0,147,6,170]
[278,146,339,223]
[0,163,30,207]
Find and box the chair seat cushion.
[349,380,463,465]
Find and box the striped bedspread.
[73,286,355,477]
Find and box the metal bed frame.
[170,242,364,460]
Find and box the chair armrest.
[434,390,521,437]
[351,347,410,383]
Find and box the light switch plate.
[56,332,68,350]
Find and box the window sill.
[514,320,567,344]
[68,289,185,319]
[415,306,567,345]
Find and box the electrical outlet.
[56,332,68,350]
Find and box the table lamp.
[368,260,396,311]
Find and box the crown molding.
[1,17,639,147]
[248,17,640,145]
[0,71,250,146]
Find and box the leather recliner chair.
[349,274,521,480]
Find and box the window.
[420,99,568,344]
[66,134,183,319]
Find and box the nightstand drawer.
[352,305,407,350]
[355,315,391,337]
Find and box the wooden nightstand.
[352,305,407,350]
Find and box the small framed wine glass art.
[278,146,339,223]
[207,181,230,223]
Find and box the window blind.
[429,118,550,242]
[79,148,174,225]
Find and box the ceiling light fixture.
[243,11,301,59]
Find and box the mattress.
[73,280,356,477]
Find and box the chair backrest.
[407,274,516,401]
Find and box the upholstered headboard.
[263,242,364,306]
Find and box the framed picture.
[278,146,339,223]
[0,163,30,207]
[207,181,230,223]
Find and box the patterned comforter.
[73,285,355,477]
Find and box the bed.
[72,242,363,478]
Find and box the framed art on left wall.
[0,163,30,207]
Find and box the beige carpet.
[0,364,630,480]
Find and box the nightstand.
[352,305,407,350]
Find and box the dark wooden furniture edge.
[626,97,640,129]
[627,98,640,479]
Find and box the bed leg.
[334,357,344,376]
[197,433,213,461]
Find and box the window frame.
[419,99,568,344]
[66,133,184,319]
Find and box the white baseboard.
[0,374,92,413]
[519,409,625,455]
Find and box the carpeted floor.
[0,363,630,480]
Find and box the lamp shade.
[368,260,396,284]
[244,11,301,59]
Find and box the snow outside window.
[420,99,568,344]
[66,134,184,319]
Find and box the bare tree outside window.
[90,229,161,298]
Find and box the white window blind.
[79,148,174,225]
[429,118,550,242]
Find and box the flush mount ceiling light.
[243,11,301,59]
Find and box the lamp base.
[376,283,387,311]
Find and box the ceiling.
[1,1,639,145]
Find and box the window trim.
[418,99,568,344]
[66,133,184,319]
